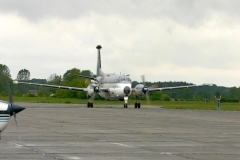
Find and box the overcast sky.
[1,0,240,87]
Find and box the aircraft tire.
[135,103,137,108]
[138,103,141,108]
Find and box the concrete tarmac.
[0,103,240,160]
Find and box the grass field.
[0,96,239,111]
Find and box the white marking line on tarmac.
[160,152,178,155]
[67,157,82,160]
[111,142,135,148]
[8,142,31,150]
[9,142,23,147]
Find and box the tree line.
[0,63,240,102]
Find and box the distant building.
[28,90,38,96]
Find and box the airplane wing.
[73,74,98,82]
[13,81,88,92]
[148,83,213,92]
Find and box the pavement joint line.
[8,141,58,160]
[111,142,135,148]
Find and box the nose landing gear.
[124,96,128,108]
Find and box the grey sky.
[1,0,240,87]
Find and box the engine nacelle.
[87,84,100,97]
[133,84,148,97]
[86,84,94,96]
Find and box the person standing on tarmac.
[215,95,221,112]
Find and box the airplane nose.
[123,86,131,95]
[10,104,25,116]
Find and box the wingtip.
[203,83,213,86]
[13,81,18,84]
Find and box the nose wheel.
[124,96,129,108]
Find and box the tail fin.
[96,45,102,76]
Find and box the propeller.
[89,86,99,102]
[141,75,158,105]
[141,75,150,104]
[89,73,105,102]
[6,81,25,140]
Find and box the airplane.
[0,82,25,139]
[14,45,212,108]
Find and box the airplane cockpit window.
[117,76,131,83]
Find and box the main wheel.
[135,103,137,108]
[137,103,141,108]
[91,103,93,108]
[87,102,90,108]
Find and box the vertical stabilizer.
[96,45,102,76]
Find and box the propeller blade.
[6,81,14,104]
[146,93,149,101]
[141,75,152,105]
[149,83,158,89]
[13,112,18,130]
[148,83,158,104]
[90,93,96,102]
[85,79,88,84]
[146,93,151,105]
[141,75,145,86]
[132,90,136,96]
[13,111,21,140]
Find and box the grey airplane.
[14,45,212,108]
[0,82,25,139]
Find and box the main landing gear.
[135,103,141,108]
[86,96,141,109]
[135,97,141,108]
[87,102,93,108]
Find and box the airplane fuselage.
[0,101,10,133]
[96,74,132,100]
